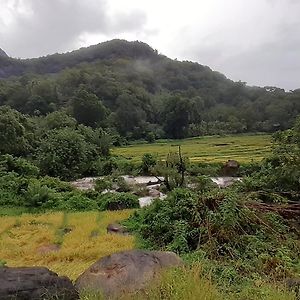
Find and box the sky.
[0,0,299,90]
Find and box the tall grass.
[0,210,134,280]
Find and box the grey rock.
[0,267,78,300]
[75,249,183,297]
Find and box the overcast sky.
[0,0,299,90]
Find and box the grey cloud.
[0,0,147,58]
[174,3,300,90]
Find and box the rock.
[106,223,128,235]
[0,267,78,300]
[75,249,183,297]
[222,159,240,176]
[210,177,242,188]
[148,188,161,198]
[138,196,155,207]
[37,244,60,255]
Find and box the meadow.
[0,209,296,300]
[0,210,134,280]
[113,134,272,164]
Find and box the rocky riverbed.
[71,175,242,207]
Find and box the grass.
[0,209,296,299]
[0,210,134,280]
[80,265,296,300]
[112,134,272,164]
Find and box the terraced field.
[113,134,272,163]
[0,210,134,280]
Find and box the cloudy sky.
[0,0,299,90]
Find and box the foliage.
[126,188,300,279]
[72,88,107,128]
[1,40,299,142]
[94,178,112,192]
[37,128,93,180]
[141,153,157,174]
[97,192,139,211]
[239,117,300,194]
[0,154,39,176]
[0,106,35,156]
[153,147,188,191]
[59,193,98,211]
[24,179,52,208]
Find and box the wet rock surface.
[0,267,78,300]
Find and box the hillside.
[0,39,299,140]
[0,48,8,58]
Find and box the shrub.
[125,188,300,277]
[97,192,139,211]
[24,179,52,208]
[0,154,39,176]
[59,192,98,211]
[95,178,112,192]
[141,153,157,174]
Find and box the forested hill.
[0,39,299,140]
[0,40,161,78]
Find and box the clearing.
[113,134,272,163]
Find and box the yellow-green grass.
[81,265,296,300]
[113,134,272,164]
[0,210,134,280]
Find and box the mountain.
[0,40,161,78]
[0,48,8,58]
[0,39,299,139]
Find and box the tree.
[37,128,90,180]
[0,106,34,156]
[163,96,191,139]
[72,88,107,128]
[115,93,146,136]
[43,111,77,130]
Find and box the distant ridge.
[0,39,161,78]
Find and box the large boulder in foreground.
[75,249,183,297]
[0,267,78,300]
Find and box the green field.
[113,134,272,163]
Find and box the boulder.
[0,267,78,300]
[106,223,128,235]
[148,188,161,198]
[222,159,240,176]
[75,249,183,297]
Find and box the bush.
[0,155,39,176]
[125,188,300,278]
[141,153,157,174]
[95,178,112,192]
[59,192,98,211]
[97,192,139,211]
[187,162,222,177]
[24,179,52,208]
